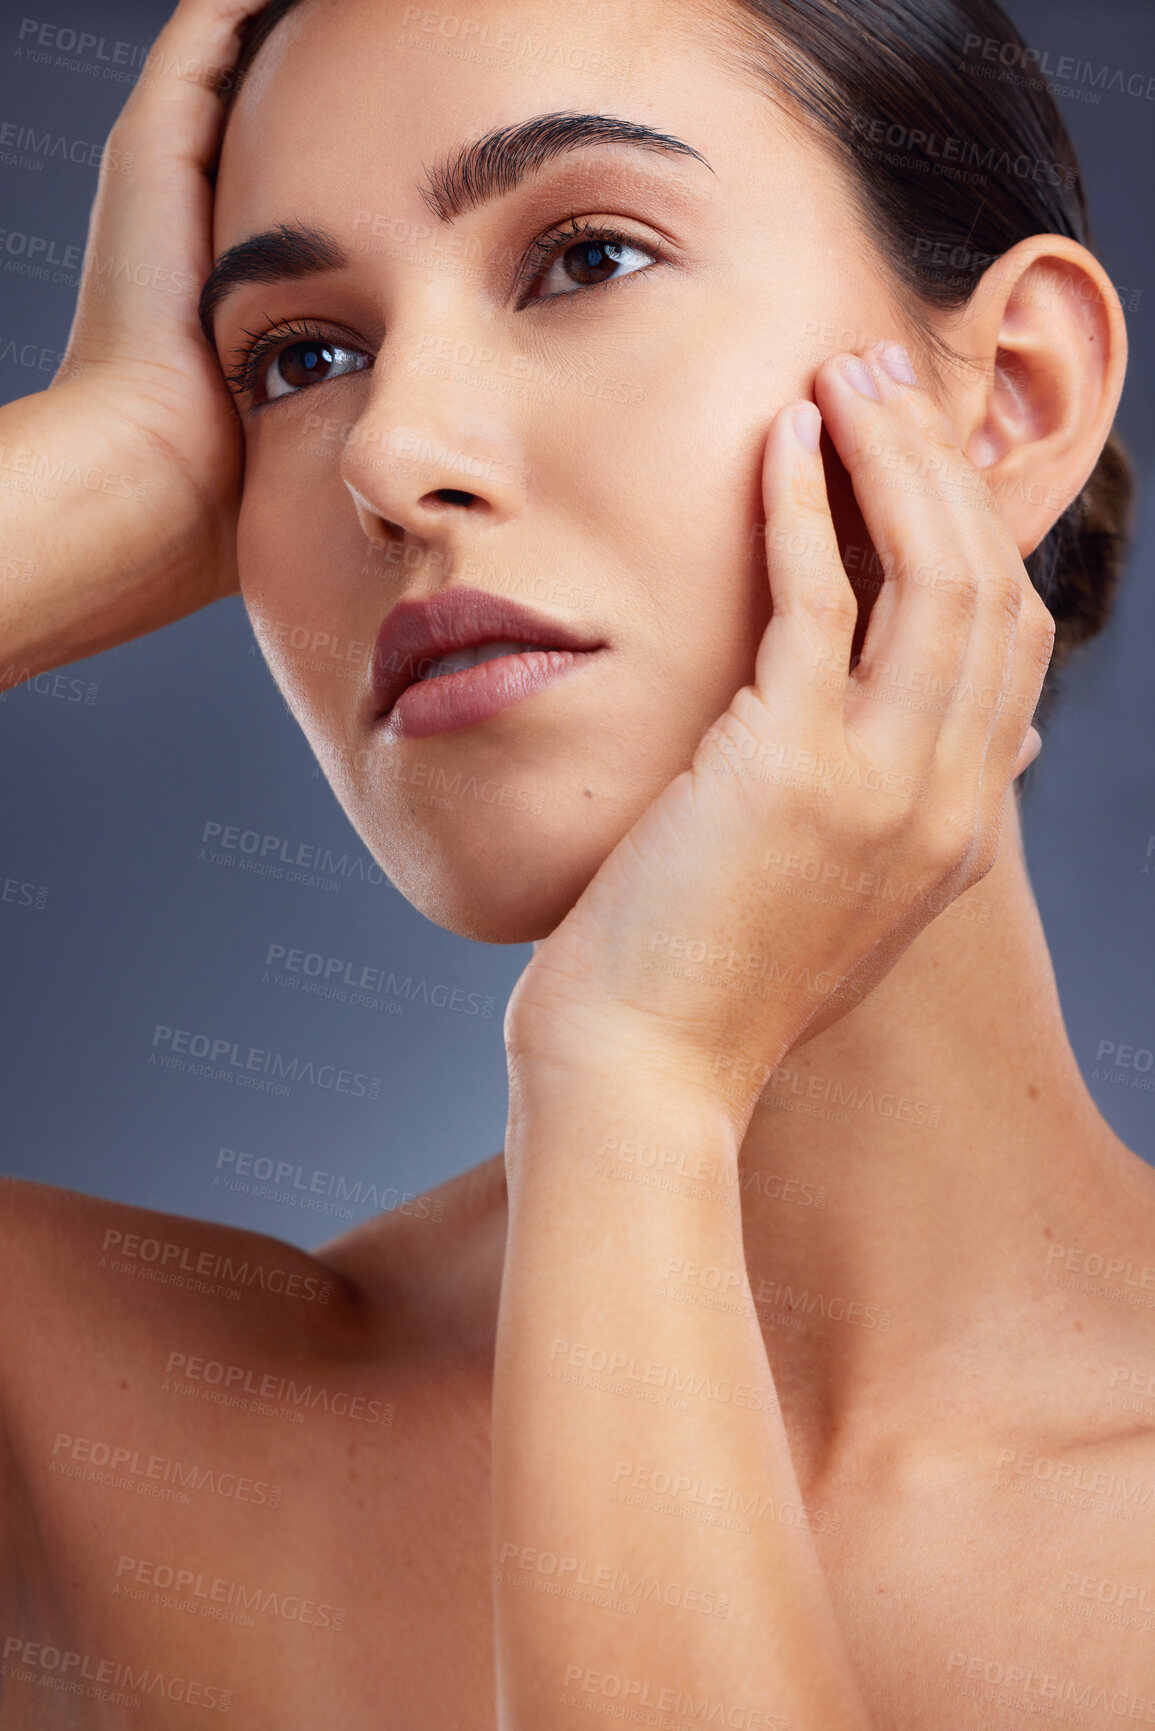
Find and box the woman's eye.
[262,338,371,401]
[529,235,657,300]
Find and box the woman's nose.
[338,333,530,549]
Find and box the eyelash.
[516,214,656,304]
[222,216,661,405]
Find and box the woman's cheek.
[236,457,371,724]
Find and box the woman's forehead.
[216,0,766,216]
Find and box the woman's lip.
[369,585,606,722]
[377,646,601,740]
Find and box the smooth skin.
[0,0,1151,1724]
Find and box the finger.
[924,528,1024,792]
[849,344,1041,789]
[74,0,268,358]
[973,586,1054,799]
[752,399,858,737]
[813,346,998,769]
[113,0,265,153]
[1011,726,1043,780]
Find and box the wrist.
[504,1032,751,1163]
[506,999,789,1138]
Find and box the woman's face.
[211,0,911,942]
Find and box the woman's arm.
[497,1059,871,1730]
[0,375,233,684]
[0,0,263,688]
[493,350,1054,1726]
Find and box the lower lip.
[380,647,601,739]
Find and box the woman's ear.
[943,234,1128,557]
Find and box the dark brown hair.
[221,0,1134,725]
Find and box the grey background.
[0,0,1151,1249]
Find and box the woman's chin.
[379,823,619,948]
[406,880,581,948]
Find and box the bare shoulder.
[0,1168,507,1720]
[1006,1139,1155,1530]
[0,1171,360,1320]
[311,1150,509,1352]
[0,1154,509,1368]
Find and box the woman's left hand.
[505,341,1054,1112]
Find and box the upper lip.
[370,586,606,721]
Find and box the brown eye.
[561,238,628,286]
[263,338,370,401]
[530,233,656,300]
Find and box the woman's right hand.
[506,341,1055,1117]
[53,0,265,618]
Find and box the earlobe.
[957,237,1128,558]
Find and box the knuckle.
[925,557,980,619]
[971,465,1001,516]
[967,821,1003,884]
[926,803,978,872]
[910,397,963,462]
[989,569,1024,624]
[1024,613,1057,678]
[1030,594,1058,648]
[791,469,832,518]
[796,579,858,630]
[856,792,916,852]
[961,848,997,895]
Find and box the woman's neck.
[734,791,1149,1462]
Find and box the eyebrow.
[199,110,713,342]
[199,223,344,345]
[419,109,713,222]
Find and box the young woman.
[0,0,1146,1724]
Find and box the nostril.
[434,488,476,507]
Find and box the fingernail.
[838,356,881,401]
[792,401,822,453]
[876,342,918,386]
[1015,726,1043,778]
